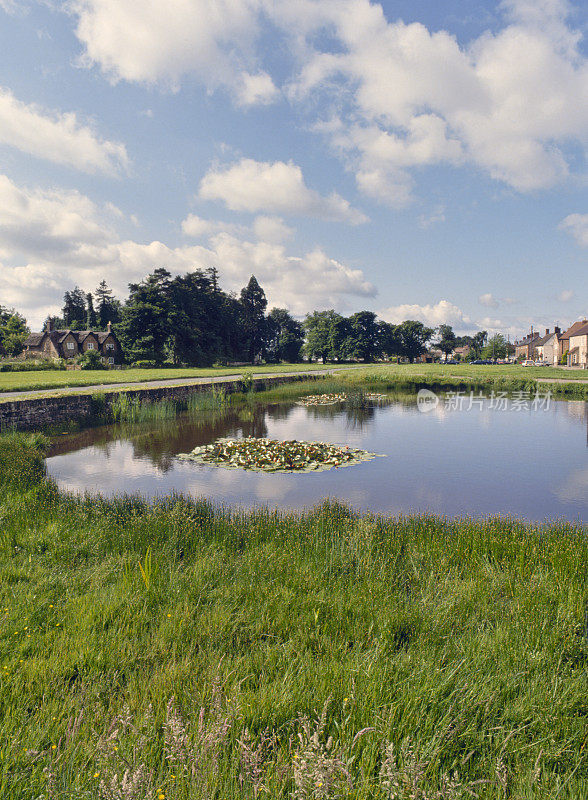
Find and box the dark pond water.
[46,396,588,522]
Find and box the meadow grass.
[1,363,587,398]
[338,364,588,400]
[0,434,587,798]
[0,363,340,395]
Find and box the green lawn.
[1,433,587,798]
[0,362,343,394]
[1,362,586,396]
[339,362,587,382]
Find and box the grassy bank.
[1,435,588,798]
[1,363,587,399]
[338,364,588,400]
[0,363,343,395]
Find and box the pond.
[46,394,588,523]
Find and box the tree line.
[1,266,513,364]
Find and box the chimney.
[555,326,561,334]
[545,329,550,335]
[106,321,112,332]
[45,317,54,332]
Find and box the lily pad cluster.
[178,437,380,473]
[297,393,347,406]
[297,392,389,407]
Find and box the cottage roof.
[561,319,588,341]
[516,332,540,346]
[24,332,45,346]
[26,327,117,347]
[569,322,588,338]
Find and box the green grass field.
[337,363,588,399]
[0,363,342,394]
[0,362,586,397]
[1,433,588,798]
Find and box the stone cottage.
[24,320,122,364]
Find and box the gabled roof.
[25,327,117,348]
[533,333,552,348]
[561,319,588,340]
[24,332,45,346]
[569,322,588,338]
[515,333,540,347]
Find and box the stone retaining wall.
[0,374,321,431]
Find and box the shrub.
[132,360,158,369]
[77,349,106,370]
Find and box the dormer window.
[87,342,95,350]
[66,342,75,350]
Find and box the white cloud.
[559,213,588,247]
[69,0,276,104]
[206,233,376,314]
[64,0,588,200]
[379,299,470,328]
[252,215,293,244]
[199,158,367,223]
[0,0,18,13]
[0,87,128,175]
[236,72,280,107]
[479,293,499,308]
[181,213,247,239]
[0,174,374,326]
[558,289,574,302]
[285,0,588,201]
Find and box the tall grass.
[185,386,229,415]
[0,433,587,797]
[111,393,178,423]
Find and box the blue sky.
[0,0,587,335]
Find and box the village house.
[23,320,122,365]
[559,319,588,365]
[567,321,588,368]
[452,345,470,360]
[534,327,561,365]
[514,331,541,361]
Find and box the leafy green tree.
[397,320,434,362]
[94,280,121,328]
[239,275,268,362]
[482,333,509,360]
[86,293,97,329]
[327,314,352,361]
[118,268,173,364]
[0,307,29,356]
[304,310,336,362]
[347,311,381,362]
[42,315,65,331]
[378,321,401,359]
[436,324,457,359]
[62,287,87,329]
[469,331,488,359]
[265,308,304,362]
[167,270,225,365]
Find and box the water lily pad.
[178,437,383,473]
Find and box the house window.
[87,342,95,350]
[106,343,115,350]
[108,357,114,365]
[66,342,75,350]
